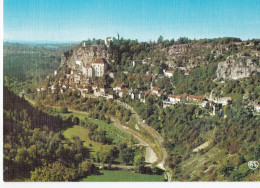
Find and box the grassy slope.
[47,106,133,158]
[51,106,132,144]
[80,170,163,182]
[63,125,113,157]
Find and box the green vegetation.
[3,86,96,181]
[3,42,76,94]
[130,98,259,181]
[63,125,113,157]
[81,170,163,182]
[4,38,260,181]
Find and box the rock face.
[217,58,260,80]
[60,44,108,68]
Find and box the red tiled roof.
[181,93,188,98]
[159,90,164,95]
[116,83,124,88]
[153,87,161,91]
[146,75,152,80]
[93,58,108,64]
[188,95,205,100]
[169,95,181,99]
[120,88,129,93]
[165,70,174,74]
[144,90,152,95]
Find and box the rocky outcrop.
[217,58,260,80]
[60,44,109,68]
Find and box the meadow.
[80,170,163,182]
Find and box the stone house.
[168,95,181,103]
[92,58,108,77]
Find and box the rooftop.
[169,95,181,99]
[93,58,108,64]
[116,83,124,88]
[153,87,161,91]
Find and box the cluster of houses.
[163,93,232,109]
[37,51,236,113]
[163,93,208,108]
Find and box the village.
[36,38,238,115]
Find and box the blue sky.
[4,0,260,42]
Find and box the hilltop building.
[92,58,108,77]
[105,37,113,47]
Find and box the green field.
[81,170,163,182]
[63,125,113,157]
[51,106,134,144]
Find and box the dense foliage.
[3,87,96,181]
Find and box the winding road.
[116,100,172,181]
[25,96,172,181]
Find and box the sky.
[3,0,260,42]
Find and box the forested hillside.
[3,86,97,181]
[3,42,77,94]
[3,37,260,181]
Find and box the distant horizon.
[4,0,260,42]
[3,35,260,45]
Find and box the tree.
[134,154,145,173]
[30,162,77,181]
[219,163,234,177]
[72,117,80,125]
[61,106,68,113]
[107,147,119,163]
[79,161,95,176]
[157,35,164,44]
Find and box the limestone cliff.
[216,57,260,80]
[60,44,109,68]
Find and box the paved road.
[110,117,158,164]
[24,96,171,181]
[116,100,172,181]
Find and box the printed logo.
[248,161,259,170]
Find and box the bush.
[61,106,68,113]
[72,117,80,125]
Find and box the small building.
[104,94,115,100]
[113,83,124,92]
[105,37,113,47]
[255,103,260,112]
[152,87,163,97]
[180,93,188,102]
[188,95,206,102]
[73,74,81,84]
[201,101,208,108]
[75,60,82,66]
[168,95,181,104]
[82,65,93,78]
[184,71,190,76]
[163,100,175,108]
[51,85,58,93]
[212,97,231,106]
[99,85,111,95]
[164,70,174,77]
[131,93,135,99]
[109,72,116,79]
[132,61,142,67]
[118,88,129,98]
